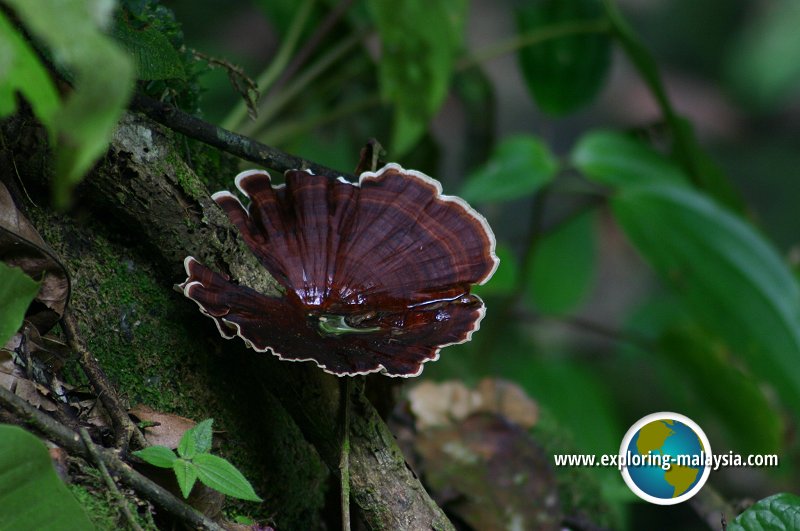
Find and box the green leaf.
[0,262,40,347]
[178,426,197,460]
[526,210,596,315]
[571,130,689,187]
[172,458,198,499]
[0,11,59,129]
[366,0,466,155]
[4,0,134,208]
[658,328,782,455]
[113,19,186,81]
[186,418,214,455]
[460,136,558,203]
[613,184,800,414]
[473,244,518,298]
[0,424,94,530]
[725,3,800,110]
[728,493,800,531]
[515,0,610,114]
[132,446,178,468]
[193,453,262,502]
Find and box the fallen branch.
[129,94,349,180]
[62,313,147,451]
[0,385,225,531]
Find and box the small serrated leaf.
[188,419,214,454]
[178,427,197,459]
[113,19,186,81]
[132,446,178,469]
[172,458,198,499]
[194,453,262,502]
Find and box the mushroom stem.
[339,377,352,531]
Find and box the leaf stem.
[457,18,611,71]
[221,0,317,131]
[600,0,701,185]
[80,428,144,531]
[241,32,364,138]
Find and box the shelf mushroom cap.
[180,163,499,377]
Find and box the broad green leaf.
[178,426,197,460]
[515,0,610,114]
[613,184,800,413]
[186,418,214,455]
[4,0,134,207]
[172,458,198,499]
[0,11,59,129]
[366,0,466,155]
[194,453,262,502]
[620,296,782,455]
[0,262,40,347]
[132,445,178,468]
[658,328,782,455]
[0,424,94,530]
[728,493,800,531]
[473,244,518,298]
[113,19,186,80]
[570,130,688,187]
[460,136,558,203]
[526,210,596,315]
[725,3,800,110]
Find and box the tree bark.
[1,111,454,530]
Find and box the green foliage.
[526,210,596,315]
[0,424,95,530]
[1,0,134,207]
[473,244,518,298]
[134,419,262,502]
[613,184,800,415]
[113,17,186,81]
[460,135,559,203]
[726,3,800,110]
[366,0,466,154]
[515,0,610,114]
[571,130,688,187]
[0,11,59,129]
[728,493,800,531]
[0,262,40,346]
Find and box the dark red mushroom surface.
[181,163,499,377]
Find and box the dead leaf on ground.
[129,404,197,449]
[0,182,70,334]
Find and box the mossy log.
[0,112,453,530]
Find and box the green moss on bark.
[29,207,327,528]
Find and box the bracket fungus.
[180,163,499,377]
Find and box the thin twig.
[339,377,352,531]
[270,0,356,96]
[130,93,350,180]
[0,385,225,531]
[79,427,144,531]
[221,0,316,130]
[61,313,147,451]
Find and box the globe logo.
[619,412,712,505]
